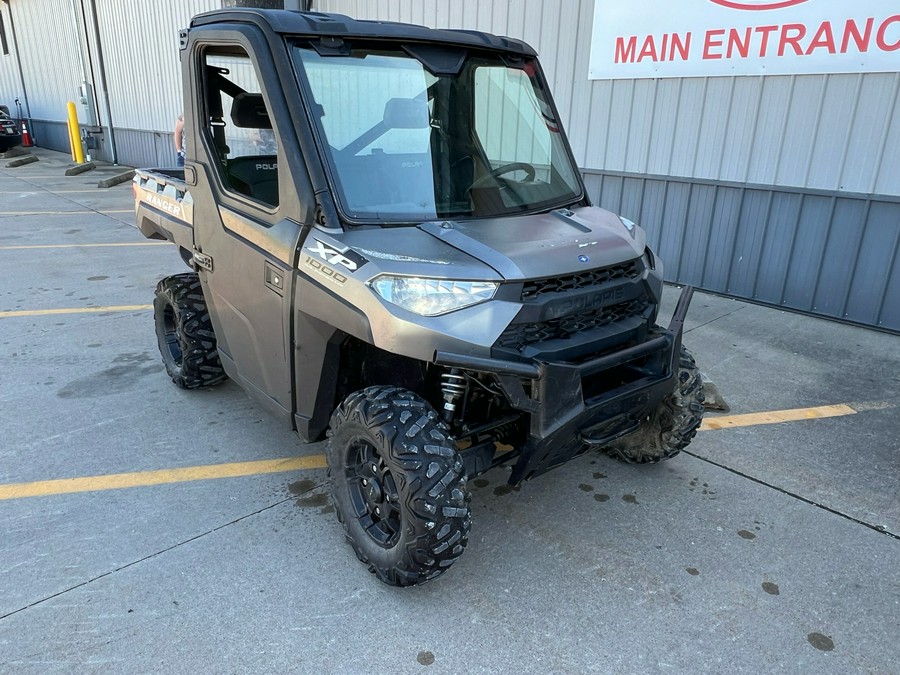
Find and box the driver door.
[189,41,301,421]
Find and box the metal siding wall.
[877,93,900,196]
[96,0,221,133]
[587,171,900,332]
[845,203,900,327]
[841,74,899,195]
[318,0,900,198]
[812,199,868,317]
[2,0,218,160]
[755,193,802,305]
[880,242,900,330]
[0,4,22,108]
[113,128,179,169]
[7,0,82,122]
[29,119,71,152]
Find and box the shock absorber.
[440,368,467,423]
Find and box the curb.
[65,161,96,176]
[5,154,38,168]
[98,169,135,189]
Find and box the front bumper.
[435,286,693,484]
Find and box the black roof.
[190,8,536,57]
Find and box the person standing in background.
[174,113,185,167]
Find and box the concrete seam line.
[682,450,899,541]
[0,493,311,622]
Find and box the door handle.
[193,249,213,272]
[265,261,284,295]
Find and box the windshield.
[293,43,583,223]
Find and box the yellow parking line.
[0,456,327,501]
[0,242,165,250]
[700,403,856,430]
[0,305,152,318]
[0,402,886,502]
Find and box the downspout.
[2,0,33,121]
[84,0,118,164]
[68,0,89,84]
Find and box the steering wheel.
[469,162,536,190]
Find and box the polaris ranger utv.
[134,8,704,586]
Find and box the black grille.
[521,260,641,301]
[498,298,650,350]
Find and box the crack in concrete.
[0,494,302,622]
[684,304,748,334]
[684,450,899,541]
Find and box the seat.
[225,93,278,205]
[225,155,278,206]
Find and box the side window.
[200,46,279,208]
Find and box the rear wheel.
[327,386,471,586]
[153,273,226,389]
[606,346,704,464]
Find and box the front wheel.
[327,386,471,587]
[606,345,705,464]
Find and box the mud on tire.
[326,386,471,587]
[153,273,227,389]
[606,346,704,464]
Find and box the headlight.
[619,216,636,238]
[371,275,498,316]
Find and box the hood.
[417,206,646,280]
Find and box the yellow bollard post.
[66,101,85,164]
[66,115,77,161]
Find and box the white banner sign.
[589,0,900,79]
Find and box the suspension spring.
[440,368,467,423]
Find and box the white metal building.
[1,0,898,332]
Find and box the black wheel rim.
[345,438,402,548]
[161,304,183,366]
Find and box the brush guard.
[435,287,694,484]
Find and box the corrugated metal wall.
[94,0,221,132]
[575,73,900,196]
[586,172,900,330]
[3,0,219,165]
[317,0,900,197]
[0,4,23,113]
[4,0,82,122]
[93,0,221,165]
[317,0,900,332]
